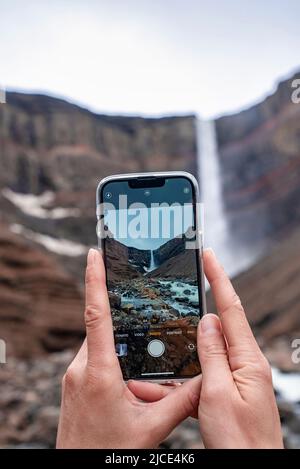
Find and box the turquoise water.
[120,280,199,317]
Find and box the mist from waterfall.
[197,118,265,278]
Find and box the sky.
[103,177,194,250]
[1,0,299,118]
[106,206,194,250]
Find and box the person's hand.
[197,249,283,449]
[56,248,201,449]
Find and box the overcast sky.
[1,0,299,118]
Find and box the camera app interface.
[99,177,203,380]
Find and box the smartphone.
[96,171,206,382]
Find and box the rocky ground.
[110,276,199,330]
[0,350,300,449]
[110,277,200,379]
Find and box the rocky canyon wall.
[0,93,197,356]
[215,71,300,242]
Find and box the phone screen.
[98,175,203,380]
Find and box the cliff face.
[0,224,84,358]
[1,81,300,449]
[0,93,197,249]
[206,226,300,372]
[1,75,300,368]
[153,227,196,263]
[153,234,185,265]
[128,246,150,272]
[105,237,143,285]
[0,92,197,357]
[215,71,300,241]
[213,72,300,368]
[150,249,198,281]
[0,92,197,194]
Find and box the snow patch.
[272,367,300,402]
[10,224,87,257]
[2,188,80,219]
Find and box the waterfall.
[145,250,156,273]
[197,119,231,257]
[149,250,156,271]
[197,118,265,278]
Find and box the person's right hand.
[197,249,283,448]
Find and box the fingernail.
[201,314,220,335]
[87,248,98,265]
[204,247,216,257]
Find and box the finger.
[203,249,260,353]
[198,314,234,390]
[153,375,201,432]
[128,380,199,419]
[74,338,88,367]
[85,248,119,372]
[127,380,178,401]
[62,339,87,383]
[66,338,87,369]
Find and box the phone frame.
[96,171,207,383]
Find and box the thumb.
[153,375,201,438]
[198,314,233,390]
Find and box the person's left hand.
[56,248,201,449]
